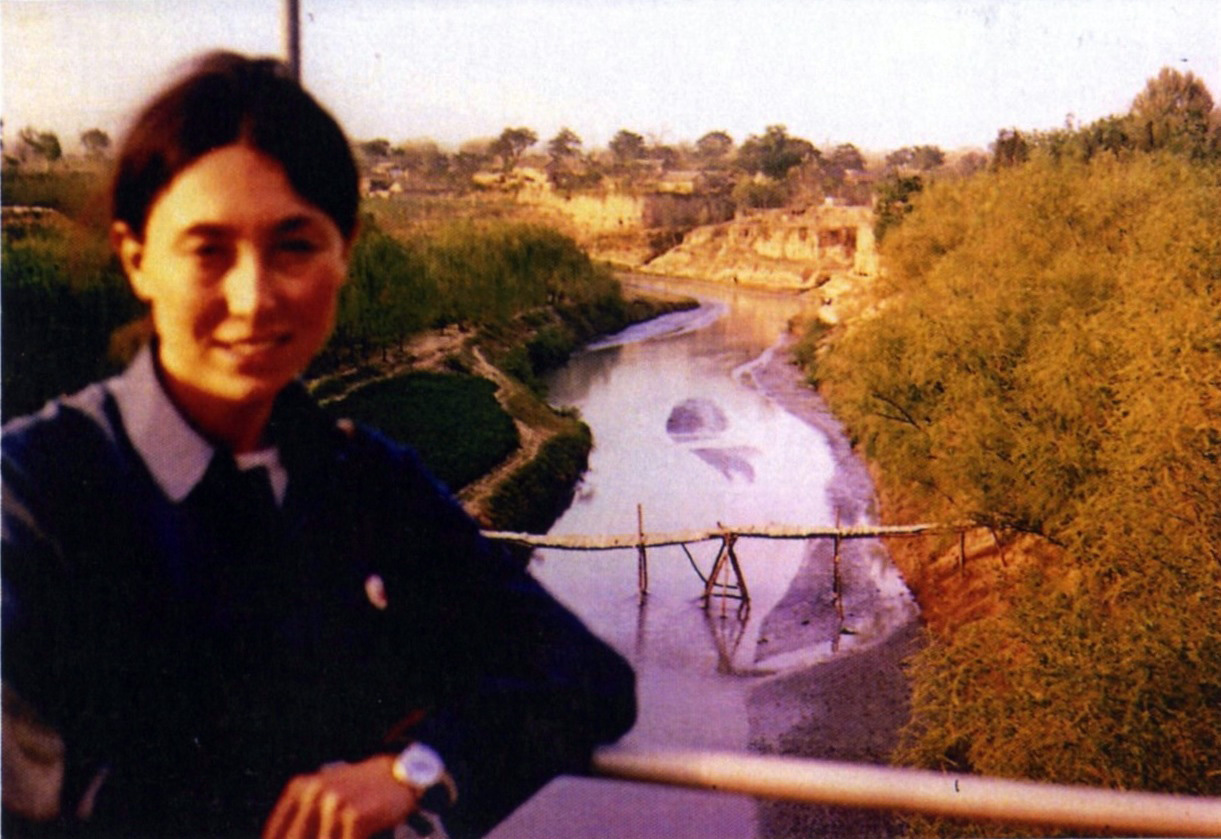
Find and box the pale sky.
[2,0,1218,156]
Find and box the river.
[491,277,918,839]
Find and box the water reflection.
[703,602,760,676]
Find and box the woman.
[1,52,635,839]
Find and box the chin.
[207,372,292,407]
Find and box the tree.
[873,174,923,242]
[695,130,734,164]
[885,144,944,172]
[358,138,391,159]
[990,128,1029,169]
[1129,67,1217,157]
[910,145,945,170]
[397,140,449,178]
[952,150,989,177]
[19,128,62,167]
[547,127,582,161]
[650,142,679,172]
[609,129,646,171]
[546,127,585,188]
[816,143,869,202]
[1078,115,1134,160]
[80,128,111,159]
[491,127,537,173]
[825,143,865,177]
[449,151,485,188]
[737,125,815,180]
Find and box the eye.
[190,241,233,269]
[277,238,320,255]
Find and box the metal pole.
[283,0,301,83]
[593,746,1221,838]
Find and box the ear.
[337,220,360,287]
[111,222,150,301]
[341,218,361,262]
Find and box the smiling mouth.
[215,334,292,357]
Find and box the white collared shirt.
[107,346,288,505]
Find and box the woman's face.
[114,143,351,409]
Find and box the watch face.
[398,743,445,787]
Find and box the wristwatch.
[392,742,457,812]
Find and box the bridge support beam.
[702,534,750,610]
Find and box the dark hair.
[111,51,359,240]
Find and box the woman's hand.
[263,755,417,839]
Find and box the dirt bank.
[742,335,924,838]
[748,618,923,838]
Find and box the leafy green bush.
[486,424,592,533]
[2,227,143,420]
[809,150,1221,813]
[325,372,519,491]
[526,324,577,373]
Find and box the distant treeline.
[872,66,1221,245]
[805,70,1220,829]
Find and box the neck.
[153,360,276,454]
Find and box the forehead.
[146,144,332,236]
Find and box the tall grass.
[319,218,622,371]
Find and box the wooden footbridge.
[484,508,968,612]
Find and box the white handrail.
[592,746,1221,837]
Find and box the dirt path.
[311,325,474,405]
[455,348,553,525]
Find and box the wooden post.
[703,539,728,609]
[713,547,722,620]
[725,536,749,606]
[636,504,648,600]
[832,533,844,624]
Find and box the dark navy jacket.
[1,354,636,838]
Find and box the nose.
[222,245,275,319]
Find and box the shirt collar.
[108,345,287,505]
[109,346,214,503]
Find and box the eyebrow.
[173,215,325,245]
[272,215,326,236]
[176,223,232,243]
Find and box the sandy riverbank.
[744,335,925,838]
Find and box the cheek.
[148,284,226,340]
[290,270,344,331]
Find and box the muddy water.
[519,277,915,837]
